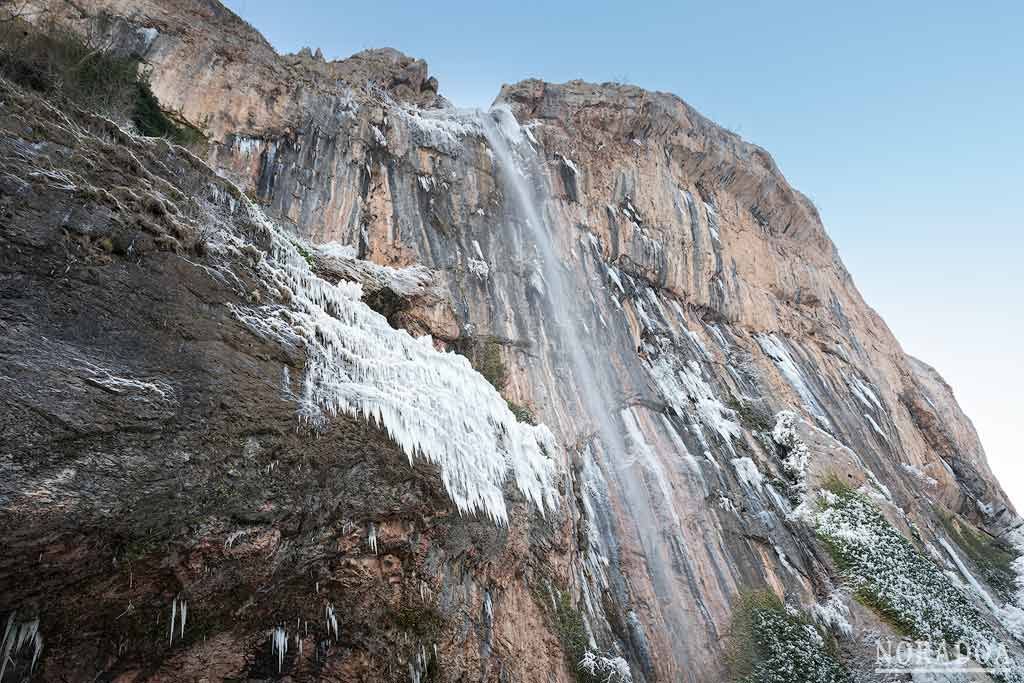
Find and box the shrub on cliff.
[812,481,1024,683]
[0,12,204,146]
[726,590,849,683]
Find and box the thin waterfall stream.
[479,105,698,669]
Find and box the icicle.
[483,591,493,621]
[367,523,378,555]
[180,599,187,638]
[168,598,177,645]
[325,603,338,641]
[1,612,16,680]
[31,629,42,672]
[168,595,187,645]
[272,626,288,672]
[0,614,45,679]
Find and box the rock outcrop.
[3,2,1021,682]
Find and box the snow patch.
[136,27,158,50]
[901,464,938,488]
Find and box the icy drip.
[222,196,559,525]
[480,107,699,661]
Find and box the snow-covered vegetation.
[811,481,1024,682]
[772,411,810,493]
[727,591,849,683]
[578,650,632,682]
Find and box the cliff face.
[2,2,1021,682]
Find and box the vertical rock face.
[3,1,1021,682]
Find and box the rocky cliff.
[2,2,1022,682]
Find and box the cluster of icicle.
[271,626,288,673]
[1,613,43,679]
[220,200,559,525]
[168,595,187,645]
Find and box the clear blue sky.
[223,0,1023,509]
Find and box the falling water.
[479,107,624,456]
[479,105,699,676]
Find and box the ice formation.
[221,201,559,525]
[732,457,764,491]
[811,591,853,638]
[757,334,831,427]
[938,537,1000,613]
[772,411,810,492]
[316,241,431,297]
[943,530,1024,642]
[900,463,938,488]
[578,650,632,682]
[845,372,883,412]
[392,105,483,155]
[325,603,339,641]
[271,626,288,672]
[168,595,187,645]
[0,613,43,679]
[367,522,378,555]
[649,356,741,448]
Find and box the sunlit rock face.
[5,1,1021,681]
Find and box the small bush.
[508,401,536,425]
[453,338,540,423]
[727,590,849,683]
[0,14,205,147]
[726,396,774,433]
[531,581,599,683]
[475,340,508,391]
[133,79,206,146]
[454,338,508,392]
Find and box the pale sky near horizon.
[223,0,1023,509]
